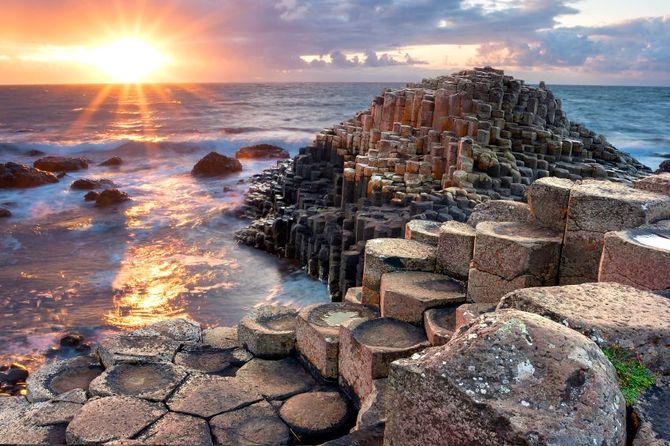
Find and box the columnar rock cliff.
[237,67,650,299]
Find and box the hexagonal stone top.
[365,238,436,263]
[236,357,315,400]
[65,396,166,444]
[96,328,181,368]
[241,305,298,334]
[498,282,670,374]
[351,318,428,350]
[89,362,188,401]
[167,374,262,418]
[146,318,201,343]
[26,356,103,402]
[174,344,252,375]
[210,400,290,446]
[279,391,350,442]
[620,224,670,252]
[300,302,379,337]
[382,272,465,303]
[405,220,442,245]
[476,221,562,243]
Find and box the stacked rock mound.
[236,67,651,300]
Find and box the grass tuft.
[602,345,656,405]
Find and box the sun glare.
[91,38,170,83]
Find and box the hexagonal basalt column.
[404,220,441,246]
[362,239,436,306]
[435,221,475,281]
[236,357,315,400]
[210,401,290,446]
[27,356,103,403]
[295,302,379,380]
[237,304,298,358]
[96,329,181,368]
[467,221,562,304]
[599,223,670,292]
[174,344,252,375]
[423,306,458,346]
[88,362,188,401]
[527,177,573,232]
[338,317,428,403]
[560,180,670,284]
[380,272,465,325]
[279,391,351,444]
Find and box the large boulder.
[34,156,88,172]
[235,144,290,159]
[384,309,626,446]
[498,282,670,374]
[191,152,242,176]
[0,162,58,188]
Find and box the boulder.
[467,200,530,227]
[635,173,670,196]
[362,238,436,306]
[166,374,262,418]
[527,177,573,232]
[191,151,242,176]
[599,223,670,291]
[0,162,58,188]
[435,221,475,281]
[468,221,562,303]
[27,356,103,403]
[100,156,123,167]
[560,180,670,284]
[70,178,115,190]
[210,400,290,446]
[295,302,379,380]
[135,412,213,445]
[235,144,290,159]
[498,282,670,374]
[34,156,88,172]
[237,304,298,358]
[404,220,441,246]
[88,362,188,401]
[94,188,130,208]
[380,272,465,325]
[174,344,252,375]
[656,160,670,174]
[279,391,351,443]
[384,310,626,446]
[65,396,166,444]
[236,357,315,400]
[339,317,429,403]
[83,191,99,201]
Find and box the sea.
[0,83,668,369]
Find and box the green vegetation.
[603,345,656,405]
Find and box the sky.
[0,0,668,85]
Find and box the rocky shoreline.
[2,68,670,445]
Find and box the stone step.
[295,302,379,380]
[560,180,670,284]
[338,317,429,404]
[237,304,298,358]
[380,271,465,325]
[467,221,563,303]
[362,238,437,306]
[599,222,670,292]
[498,282,670,374]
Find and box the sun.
[90,38,170,83]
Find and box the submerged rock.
[83,191,99,201]
[34,156,88,172]
[191,151,242,176]
[235,143,290,159]
[0,207,11,218]
[0,162,59,188]
[94,188,130,208]
[100,156,123,167]
[70,178,115,190]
